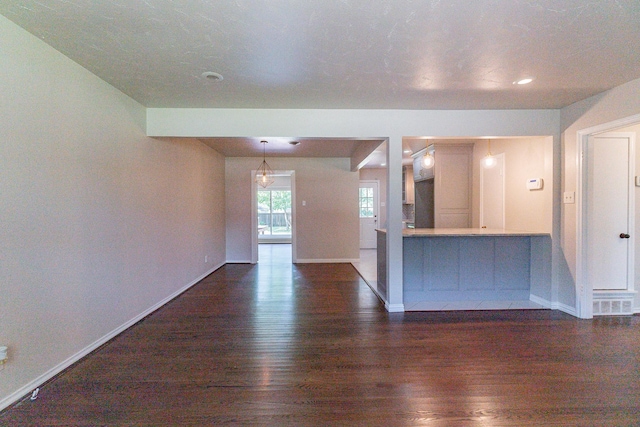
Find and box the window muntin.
[359,187,374,218]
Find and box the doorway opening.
[251,170,296,264]
[577,114,640,318]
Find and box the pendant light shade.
[256,140,275,188]
[422,141,434,169]
[422,151,435,168]
[482,139,497,168]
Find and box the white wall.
[0,15,226,409]
[560,77,640,311]
[472,137,553,233]
[226,157,359,262]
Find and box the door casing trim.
[251,170,296,264]
[576,114,640,318]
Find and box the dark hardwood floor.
[2,244,640,426]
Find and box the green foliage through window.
[258,190,292,235]
[359,187,374,218]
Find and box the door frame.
[251,170,296,264]
[359,180,380,249]
[479,152,505,229]
[576,114,640,318]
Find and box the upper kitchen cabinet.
[412,143,473,228]
[412,145,435,182]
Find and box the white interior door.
[359,181,378,249]
[480,153,505,229]
[586,133,634,291]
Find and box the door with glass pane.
[257,189,292,242]
[359,181,378,249]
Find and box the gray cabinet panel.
[495,237,530,290]
[376,231,387,299]
[459,237,495,290]
[403,238,424,291]
[427,238,460,290]
[402,234,541,303]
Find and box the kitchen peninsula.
[376,228,551,311]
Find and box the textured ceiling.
[2,0,640,110]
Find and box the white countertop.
[377,228,550,237]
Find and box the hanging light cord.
[262,141,266,178]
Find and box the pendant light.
[256,140,275,188]
[482,139,497,168]
[422,141,434,168]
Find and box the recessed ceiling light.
[514,78,534,85]
[381,163,387,166]
[202,71,223,81]
[403,149,412,154]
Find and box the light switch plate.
[635,176,640,187]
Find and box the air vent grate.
[593,298,634,316]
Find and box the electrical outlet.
[204,255,208,263]
[563,192,575,204]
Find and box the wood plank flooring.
[2,245,640,426]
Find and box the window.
[258,190,292,236]
[359,187,374,218]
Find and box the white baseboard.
[529,294,552,308]
[295,258,359,264]
[385,303,405,312]
[225,259,252,263]
[554,302,577,317]
[529,294,578,317]
[0,262,224,412]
